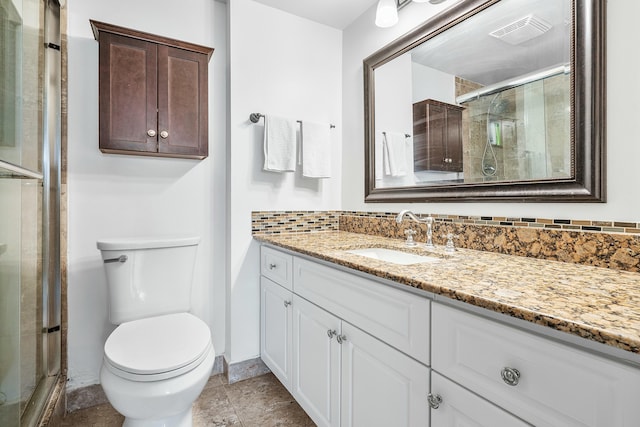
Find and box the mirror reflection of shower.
[461,71,570,184]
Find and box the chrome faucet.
[396,210,435,248]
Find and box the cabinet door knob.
[283,300,291,308]
[327,329,337,339]
[336,334,347,344]
[147,129,156,137]
[501,367,521,386]
[427,393,442,409]
[268,263,277,270]
[160,130,169,139]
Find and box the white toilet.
[97,236,214,427]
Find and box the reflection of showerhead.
[491,99,510,115]
[487,93,510,115]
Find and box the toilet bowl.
[97,237,212,427]
[100,313,214,427]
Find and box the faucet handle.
[404,229,417,247]
[442,233,458,252]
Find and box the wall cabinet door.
[260,277,293,391]
[413,99,463,172]
[92,20,212,160]
[430,372,531,427]
[292,295,341,427]
[97,32,158,155]
[340,322,429,427]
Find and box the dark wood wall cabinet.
[413,99,463,173]
[91,20,214,160]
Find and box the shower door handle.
[103,255,128,264]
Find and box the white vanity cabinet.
[260,245,430,427]
[432,303,640,427]
[260,243,640,427]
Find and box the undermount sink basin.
[344,248,441,265]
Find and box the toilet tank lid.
[97,236,200,251]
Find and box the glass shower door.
[0,0,61,425]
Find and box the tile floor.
[60,373,315,426]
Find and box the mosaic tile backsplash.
[252,210,640,273]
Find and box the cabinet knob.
[147,129,157,137]
[268,263,277,270]
[327,329,337,339]
[283,300,291,308]
[160,130,169,139]
[501,367,521,386]
[427,393,442,409]
[336,334,347,344]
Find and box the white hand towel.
[301,121,331,178]
[383,131,407,177]
[263,115,297,172]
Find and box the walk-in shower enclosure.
[0,0,62,425]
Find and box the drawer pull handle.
[427,393,442,409]
[268,263,277,270]
[327,329,337,339]
[336,334,347,344]
[501,367,521,386]
[283,300,291,308]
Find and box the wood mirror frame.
[364,0,605,202]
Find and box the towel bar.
[249,113,335,129]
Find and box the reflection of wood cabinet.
[91,21,213,159]
[413,99,463,172]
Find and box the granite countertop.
[254,231,640,356]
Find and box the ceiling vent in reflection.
[489,15,552,45]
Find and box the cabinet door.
[445,105,463,171]
[98,33,158,154]
[157,45,209,158]
[260,277,293,391]
[425,101,447,171]
[292,295,341,427]
[431,372,531,427]
[340,322,429,427]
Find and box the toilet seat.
[104,312,212,382]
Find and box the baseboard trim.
[66,355,225,413]
[223,356,271,384]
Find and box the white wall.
[342,0,640,222]
[66,0,226,389]
[226,0,342,363]
[411,63,455,104]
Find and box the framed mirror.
[364,0,605,202]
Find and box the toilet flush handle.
[103,255,128,264]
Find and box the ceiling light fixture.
[376,0,448,28]
[375,0,399,28]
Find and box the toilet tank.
[97,236,200,324]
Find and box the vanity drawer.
[293,257,430,364]
[432,303,640,427]
[430,371,531,426]
[261,246,293,290]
